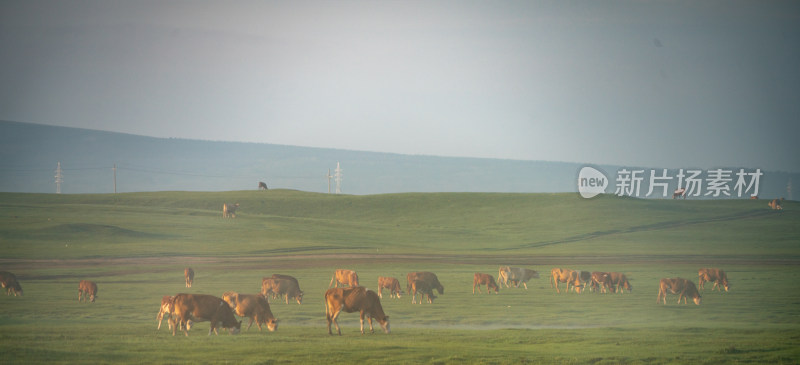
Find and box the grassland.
[0,190,798,364]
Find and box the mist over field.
[2,120,796,199]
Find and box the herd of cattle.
[0,266,730,336]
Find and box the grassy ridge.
[0,191,798,363]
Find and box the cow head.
[266,318,278,332]
[295,290,304,305]
[693,296,702,305]
[226,320,242,335]
[378,316,390,334]
[89,293,96,302]
[12,283,23,296]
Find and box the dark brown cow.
[406,272,444,295]
[497,266,539,289]
[377,276,403,299]
[184,267,194,288]
[698,268,729,292]
[590,272,614,293]
[410,280,437,304]
[169,293,242,336]
[0,271,23,297]
[608,272,632,293]
[657,278,701,305]
[472,273,499,294]
[261,277,304,305]
[222,291,278,332]
[78,280,98,303]
[329,269,360,288]
[325,287,390,335]
[550,268,574,293]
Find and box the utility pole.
[113,164,117,193]
[55,162,63,194]
[334,162,343,194]
[326,168,332,194]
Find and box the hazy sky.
[1,1,798,172]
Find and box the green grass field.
[0,190,798,364]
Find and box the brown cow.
[768,198,784,210]
[169,293,242,336]
[325,287,389,335]
[473,273,499,294]
[698,268,729,292]
[608,272,633,293]
[78,280,98,303]
[157,295,174,330]
[406,272,444,295]
[223,202,239,218]
[590,272,614,293]
[657,278,701,305]
[261,277,304,305]
[550,268,574,293]
[0,271,23,297]
[570,271,592,293]
[497,266,539,289]
[184,267,194,288]
[221,291,278,332]
[410,280,437,304]
[378,276,403,299]
[329,269,360,288]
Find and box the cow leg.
[157,309,164,330]
[247,317,255,331]
[522,282,528,290]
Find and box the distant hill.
[0,120,795,198]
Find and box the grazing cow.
[768,198,784,210]
[258,181,268,190]
[0,271,23,297]
[673,188,686,199]
[590,272,614,293]
[698,268,729,292]
[329,269,359,288]
[497,266,539,289]
[157,295,175,330]
[221,291,278,332]
[608,272,633,293]
[406,272,444,295]
[569,271,592,293]
[410,280,437,304]
[78,280,98,303]
[261,277,304,305]
[169,293,242,336]
[473,273,499,294]
[325,287,390,335]
[377,276,403,299]
[550,268,575,293]
[184,267,194,288]
[223,202,240,218]
[657,278,701,305]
